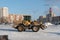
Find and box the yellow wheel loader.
[13,15,47,32]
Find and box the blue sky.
[0,0,60,20]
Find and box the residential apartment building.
[7,14,24,23]
[0,7,9,18]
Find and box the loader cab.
[24,15,31,21]
[23,15,31,26]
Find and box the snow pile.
[44,22,54,26]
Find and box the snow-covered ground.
[43,22,54,26]
[0,24,60,40]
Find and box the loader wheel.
[32,26,39,32]
[18,25,24,32]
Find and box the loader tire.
[18,25,24,32]
[32,26,39,32]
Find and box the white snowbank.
[44,22,54,26]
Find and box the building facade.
[7,14,24,23]
[52,16,60,24]
[0,7,9,18]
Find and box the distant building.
[38,16,43,22]
[0,7,9,18]
[38,16,46,23]
[46,7,55,22]
[37,7,60,24]
[7,14,24,23]
[52,16,60,24]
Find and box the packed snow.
[44,22,54,26]
[0,24,60,40]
